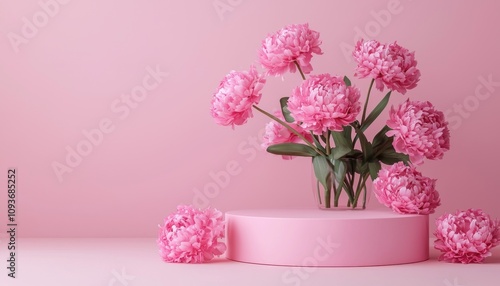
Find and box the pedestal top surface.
[226,208,422,219]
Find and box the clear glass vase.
[312,158,371,210]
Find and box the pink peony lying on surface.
[157,205,226,263]
[287,74,361,135]
[386,100,450,165]
[211,66,266,128]
[261,111,313,160]
[353,39,420,94]
[259,23,322,76]
[373,162,440,215]
[434,209,500,264]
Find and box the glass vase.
[312,158,371,210]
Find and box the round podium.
[225,209,429,267]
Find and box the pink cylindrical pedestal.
[226,209,429,267]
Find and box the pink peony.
[261,111,313,160]
[373,162,440,215]
[259,23,322,76]
[157,205,226,263]
[386,100,450,165]
[287,74,361,135]
[434,209,500,263]
[353,39,420,94]
[211,66,266,128]
[353,39,387,81]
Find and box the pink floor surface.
[1,238,499,286]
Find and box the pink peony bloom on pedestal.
[386,100,450,165]
[261,111,313,160]
[353,39,420,94]
[287,74,361,135]
[157,205,226,263]
[434,209,500,264]
[373,162,440,215]
[211,66,266,128]
[259,23,322,76]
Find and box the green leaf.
[327,153,344,176]
[372,125,391,149]
[311,135,326,153]
[332,159,351,203]
[342,125,353,146]
[377,147,410,165]
[329,147,347,160]
[340,149,363,159]
[280,97,295,123]
[361,91,392,132]
[371,126,395,158]
[344,157,356,176]
[353,126,373,161]
[343,76,351,87]
[333,159,347,187]
[356,161,369,174]
[266,143,318,157]
[331,130,353,159]
[368,161,381,180]
[313,156,332,190]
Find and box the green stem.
[329,164,337,208]
[334,174,348,208]
[316,180,322,205]
[361,79,375,124]
[363,179,368,209]
[325,188,331,208]
[349,172,356,197]
[333,162,346,208]
[325,130,331,156]
[333,186,340,207]
[352,120,361,148]
[345,171,354,192]
[294,61,306,80]
[252,105,326,156]
[333,161,355,208]
[353,173,369,208]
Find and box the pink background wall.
[1,0,499,237]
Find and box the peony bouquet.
[211,23,450,211]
